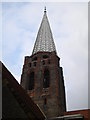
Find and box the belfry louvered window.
[43,69,50,88]
[29,72,34,90]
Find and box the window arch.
[32,57,37,61]
[43,55,49,59]
[43,69,50,88]
[29,72,34,90]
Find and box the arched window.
[29,72,34,90]
[32,57,37,61]
[43,69,50,88]
[29,63,31,67]
[43,55,49,59]
[44,98,47,105]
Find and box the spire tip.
[44,6,46,13]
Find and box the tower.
[20,8,66,118]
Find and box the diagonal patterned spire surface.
[32,8,57,55]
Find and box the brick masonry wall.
[21,51,66,118]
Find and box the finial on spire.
[44,6,46,13]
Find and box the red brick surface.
[21,51,66,118]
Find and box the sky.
[1,1,88,111]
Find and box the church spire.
[32,8,56,55]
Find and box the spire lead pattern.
[32,9,56,55]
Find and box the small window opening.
[33,62,36,67]
[42,60,45,65]
[30,63,31,67]
[32,57,37,61]
[43,69,50,88]
[44,98,47,105]
[29,72,34,90]
[43,55,49,59]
